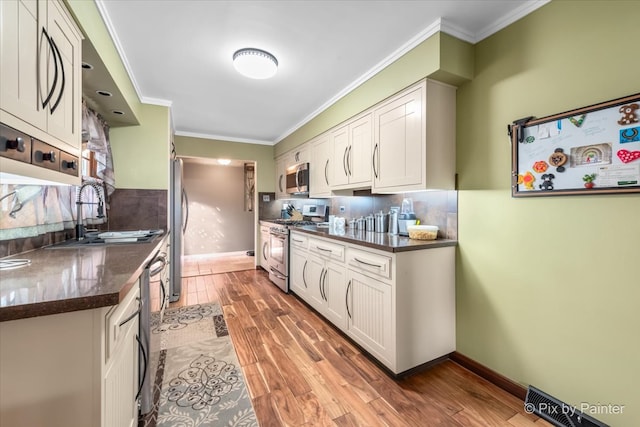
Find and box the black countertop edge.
[290,226,457,253]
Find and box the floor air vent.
[525,386,609,427]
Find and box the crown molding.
[474,0,551,43]
[175,130,274,146]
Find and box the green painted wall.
[109,104,170,190]
[456,2,640,426]
[66,0,170,190]
[276,32,473,156]
[173,135,274,193]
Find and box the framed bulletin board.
[510,93,640,197]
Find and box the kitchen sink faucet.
[76,182,105,240]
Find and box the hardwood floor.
[162,264,552,426]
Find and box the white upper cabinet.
[1,0,82,154]
[43,0,82,150]
[0,0,45,131]
[288,143,309,166]
[331,112,372,190]
[309,132,331,198]
[274,153,289,200]
[0,0,82,186]
[373,79,456,192]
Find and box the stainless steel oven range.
[266,220,316,292]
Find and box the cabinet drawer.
[347,247,392,280]
[309,237,344,262]
[290,232,308,250]
[105,284,140,360]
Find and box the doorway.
[181,157,256,273]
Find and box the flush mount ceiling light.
[218,159,232,165]
[232,48,278,79]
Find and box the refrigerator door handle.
[182,188,189,233]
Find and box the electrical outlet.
[339,206,345,213]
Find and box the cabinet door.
[305,254,326,312]
[346,269,393,366]
[373,84,424,191]
[104,317,139,427]
[331,124,350,187]
[45,0,82,151]
[290,144,309,165]
[322,261,347,331]
[275,155,288,199]
[289,247,309,300]
[310,133,331,197]
[0,0,46,130]
[347,113,372,186]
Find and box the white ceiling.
[96,0,548,145]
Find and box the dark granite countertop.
[0,234,167,322]
[290,226,457,253]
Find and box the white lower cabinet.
[290,245,309,299]
[345,269,394,368]
[0,280,141,427]
[289,230,455,375]
[103,282,141,427]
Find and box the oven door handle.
[270,234,287,241]
[269,267,286,281]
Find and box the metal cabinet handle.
[40,28,58,109]
[373,144,379,179]
[49,38,65,113]
[292,238,304,243]
[316,246,332,253]
[119,297,143,327]
[262,242,268,261]
[342,147,348,177]
[353,257,383,269]
[346,280,352,319]
[346,145,352,176]
[318,268,325,300]
[279,174,283,192]
[324,159,329,186]
[135,334,148,400]
[302,260,308,288]
[321,268,328,301]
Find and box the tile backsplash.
[0,188,167,257]
[259,190,457,240]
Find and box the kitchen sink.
[47,229,164,249]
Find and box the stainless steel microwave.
[285,162,309,195]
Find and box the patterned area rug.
[140,303,258,427]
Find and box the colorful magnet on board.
[618,103,639,126]
[517,171,536,190]
[525,135,535,143]
[617,149,640,164]
[568,114,587,127]
[620,127,640,143]
[532,161,548,173]
[549,148,568,172]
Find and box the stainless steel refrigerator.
[169,158,188,302]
